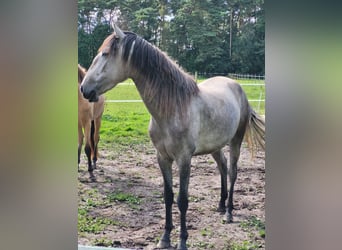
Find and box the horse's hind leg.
[84,143,92,171]
[90,120,97,169]
[227,135,244,223]
[78,122,83,172]
[211,150,228,213]
[83,121,93,174]
[92,118,102,169]
[156,153,174,249]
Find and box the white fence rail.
[228,73,265,80]
[105,100,143,103]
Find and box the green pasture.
[99,78,265,150]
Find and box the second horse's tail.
[90,120,95,154]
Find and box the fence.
[227,74,265,113]
[105,74,265,113]
[227,73,265,80]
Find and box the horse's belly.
[193,135,230,155]
[192,99,240,155]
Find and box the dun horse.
[81,24,265,250]
[78,64,105,178]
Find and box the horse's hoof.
[222,212,233,224]
[176,241,187,250]
[88,172,96,182]
[227,214,233,223]
[157,239,171,249]
[217,206,226,214]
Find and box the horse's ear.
[111,21,125,40]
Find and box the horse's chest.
[149,122,191,158]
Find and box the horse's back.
[199,76,248,111]
[197,76,243,110]
[199,76,241,94]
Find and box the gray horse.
[81,23,265,250]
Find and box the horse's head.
[81,23,129,102]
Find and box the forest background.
[78,0,264,75]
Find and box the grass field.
[99,78,265,150]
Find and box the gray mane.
[113,32,200,118]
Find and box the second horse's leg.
[78,122,83,172]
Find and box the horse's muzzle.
[80,86,98,102]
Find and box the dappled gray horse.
[81,23,265,250]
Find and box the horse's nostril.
[80,85,84,93]
[81,88,98,102]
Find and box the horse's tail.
[90,120,95,152]
[244,107,265,157]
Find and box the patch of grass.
[93,237,113,247]
[107,191,141,207]
[100,102,150,150]
[259,228,266,239]
[102,82,146,136]
[240,216,265,231]
[189,195,205,203]
[240,216,266,239]
[78,211,114,234]
[200,227,213,237]
[78,207,88,216]
[191,241,215,249]
[225,240,260,250]
[207,159,215,164]
[104,80,140,100]
[79,187,108,209]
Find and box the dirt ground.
[78,142,265,250]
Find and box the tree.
[78,0,265,74]
[229,0,265,74]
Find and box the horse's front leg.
[176,157,191,250]
[157,153,174,249]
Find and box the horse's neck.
[126,38,199,121]
[131,74,162,120]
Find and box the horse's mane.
[102,32,200,118]
[78,64,86,84]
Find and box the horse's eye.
[102,52,109,57]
